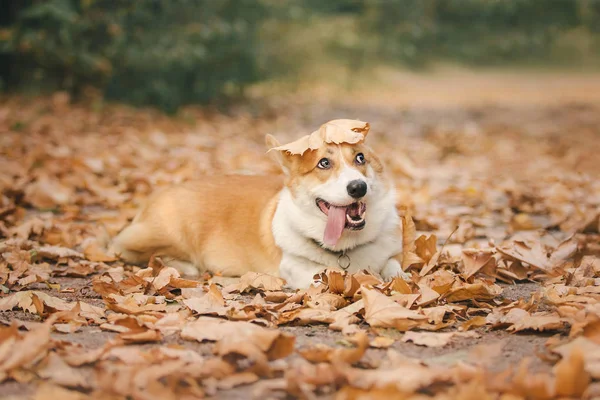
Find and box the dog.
[109,119,405,288]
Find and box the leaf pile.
[1,93,600,398]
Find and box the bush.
[360,0,598,66]
[1,0,267,112]
[2,0,600,111]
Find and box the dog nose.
[347,180,367,199]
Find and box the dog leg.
[381,258,411,281]
[109,222,164,264]
[279,254,328,289]
[163,259,200,277]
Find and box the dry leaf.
[0,291,71,314]
[82,239,118,262]
[401,331,478,348]
[362,287,427,331]
[24,177,73,209]
[553,346,590,398]
[461,248,496,279]
[121,329,162,343]
[36,245,84,260]
[233,272,286,293]
[497,235,577,274]
[340,359,450,394]
[183,283,227,315]
[445,281,502,303]
[306,292,348,310]
[37,352,89,388]
[369,336,395,348]
[298,332,368,364]
[33,383,89,400]
[182,317,294,362]
[488,308,565,332]
[269,119,369,155]
[400,208,423,270]
[0,318,54,378]
[552,337,600,379]
[415,234,437,264]
[459,316,488,331]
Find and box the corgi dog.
[110,119,405,288]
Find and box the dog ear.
[265,134,292,175]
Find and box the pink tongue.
[324,206,347,246]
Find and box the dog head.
[266,119,393,249]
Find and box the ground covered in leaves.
[1,71,600,399]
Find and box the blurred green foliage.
[1,0,266,112]
[1,0,600,111]
[362,0,600,66]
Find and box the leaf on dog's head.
[269,119,369,155]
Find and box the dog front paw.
[279,263,321,290]
[381,258,410,281]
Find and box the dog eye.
[317,158,331,169]
[355,153,366,165]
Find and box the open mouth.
[316,198,366,230]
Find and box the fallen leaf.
[183,283,227,315]
[488,308,565,332]
[0,291,71,314]
[121,329,162,343]
[510,358,556,399]
[306,292,348,310]
[37,352,89,388]
[497,235,577,274]
[401,331,478,348]
[554,346,590,398]
[0,318,54,378]
[362,287,427,331]
[182,317,294,362]
[82,239,117,262]
[461,248,496,279]
[36,245,84,260]
[552,337,600,379]
[459,316,488,331]
[216,371,259,390]
[233,272,286,293]
[369,336,395,348]
[445,281,502,303]
[24,176,73,209]
[298,332,368,364]
[33,383,89,400]
[400,208,423,270]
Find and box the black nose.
[347,180,367,199]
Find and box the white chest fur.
[272,188,403,288]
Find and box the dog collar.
[337,252,351,270]
[309,238,352,270]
